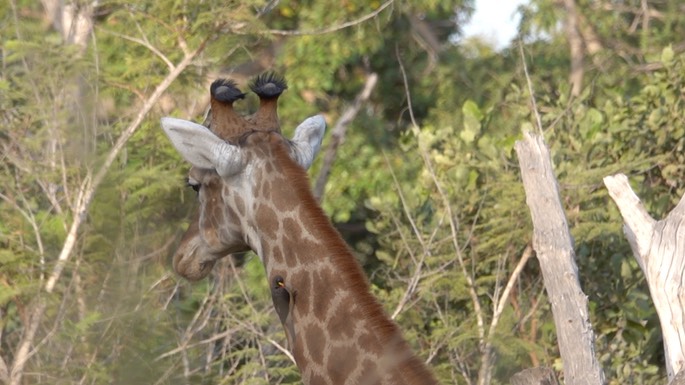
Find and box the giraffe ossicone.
[162,74,439,385]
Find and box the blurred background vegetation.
[1,0,685,384]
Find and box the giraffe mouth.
[173,251,217,282]
[171,234,221,281]
[172,235,251,281]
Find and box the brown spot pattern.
[311,268,335,321]
[327,345,358,385]
[305,324,325,365]
[261,180,271,200]
[308,372,327,385]
[328,310,356,340]
[255,204,278,239]
[283,217,302,242]
[358,359,380,385]
[356,331,383,356]
[271,245,284,264]
[272,177,297,211]
[233,195,246,216]
[285,251,299,268]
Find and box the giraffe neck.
[242,141,438,385]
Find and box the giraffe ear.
[290,115,326,169]
[161,117,246,176]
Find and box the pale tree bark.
[313,72,378,202]
[40,0,99,163]
[575,6,606,71]
[0,350,8,384]
[560,0,584,97]
[40,0,96,51]
[510,367,559,385]
[576,11,603,56]
[670,370,685,385]
[604,174,685,381]
[515,131,605,385]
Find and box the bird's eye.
[186,177,200,193]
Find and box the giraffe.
[161,73,439,385]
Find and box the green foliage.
[2,0,685,384]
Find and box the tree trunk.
[560,0,584,97]
[515,131,605,385]
[604,174,685,381]
[670,370,685,385]
[40,0,96,51]
[510,367,559,385]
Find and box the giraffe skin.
[161,74,439,385]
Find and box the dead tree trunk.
[510,367,559,385]
[604,174,685,381]
[560,0,584,97]
[515,131,605,385]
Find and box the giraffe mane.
[272,140,396,331]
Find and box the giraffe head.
[162,74,325,281]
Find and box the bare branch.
[266,0,394,36]
[604,173,685,379]
[313,72,378,201]
[8,36,210,385]
[0,192,46,265]
[382,152,429,320]
[518,42,543,134]
[231,316,297,366]
[98,28,175,72]
[576,10,603,55]
[492,245,534,328]
[603,174,655,266]
[155,328,239,362]
[225,258,298,365]
[396,46,486,342]
[477,245,534,385]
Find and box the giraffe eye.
[186,177,200,193]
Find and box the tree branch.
[98,28,175,72]
[265,0,394,36]
[477,245,534,385]
[604,173,685,380]
[603,174,655,269]
[396,47,486,343]
[313,72,377,201]
[8,36,210,385]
